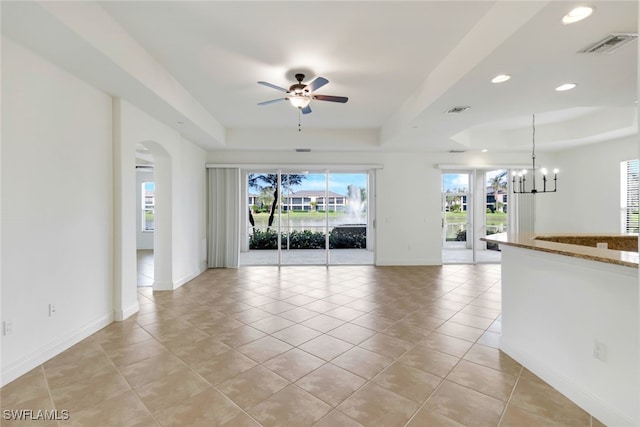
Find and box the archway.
[138,141,173,291]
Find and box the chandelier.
[512,114,558,194]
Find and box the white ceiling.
[2,1,638,153]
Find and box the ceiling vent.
[295,148,311,152]
[448,149,467,153]
[579,33,638,54]
[446,106,470,114]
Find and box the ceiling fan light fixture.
[562,6,594,24]
[289,95,311,108]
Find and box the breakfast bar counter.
[482,233,639,427]
[482,232,638,268]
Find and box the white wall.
[136,169,154,250]
[1,38,114,384]
[536,136,637,233]
[0,38,208,385]
[207,149,528,265]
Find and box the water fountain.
[331,186,367,248]
[345,185,366,225]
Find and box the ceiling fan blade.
[257,98,287,106]
[306,77,329,92]
[313,94,348,103]
[301,105,312,115]
[258,81,288,92]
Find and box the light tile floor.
[137,250,154,287]
[1,265,605,426]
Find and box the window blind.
[624,159,639,233]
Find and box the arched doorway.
[138,141,173,291]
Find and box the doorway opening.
[241,169,374,266]
[136,146,154,287]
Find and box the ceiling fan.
[257,73,348,114]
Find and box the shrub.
[249,226,367,250]
[249,229,278,249]
[287,230,326,249]
[330,226,366,248]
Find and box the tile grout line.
[97,329,166,427]
[496,365,525,426]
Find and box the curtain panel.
[512,193,536,233]
[207,168,240,268]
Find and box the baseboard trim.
[174,267,206,289]
[376,258,442,266]
[1,312,113,387]
[114,302,139,321]
[501,342,637,427]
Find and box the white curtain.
[512,194,536,233]
[208,168,240,268]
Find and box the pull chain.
[298,108,302,132]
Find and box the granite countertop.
[481,233,639,268]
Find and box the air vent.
[295,148,311,152]
[580,33,638,54]
[448,149,467,153]
[446,106,471,114]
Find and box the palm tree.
[248,173,306,227]
[489,171,508,212]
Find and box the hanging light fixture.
[512,114,558,194]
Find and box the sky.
[290,173,367,195]
[442,173,469,193]
[442,170,508,193]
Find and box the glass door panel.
[328,172,373,265]
[243,170,280,265]
[442,172,472,264]
[280,171,327,265]
[479,169,508,263]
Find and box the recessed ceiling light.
[562,6,593,24]
[555,83,577,91]
[481,149,488,153]
[491,74,511,83]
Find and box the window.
[142,182,155,232]
[621,160,639,233]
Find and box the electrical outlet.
[49,304,56,317]
[593,340,606,361]
[3,321,13,336]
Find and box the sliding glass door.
[241,169,373,266]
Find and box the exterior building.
[282,190,347,212]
